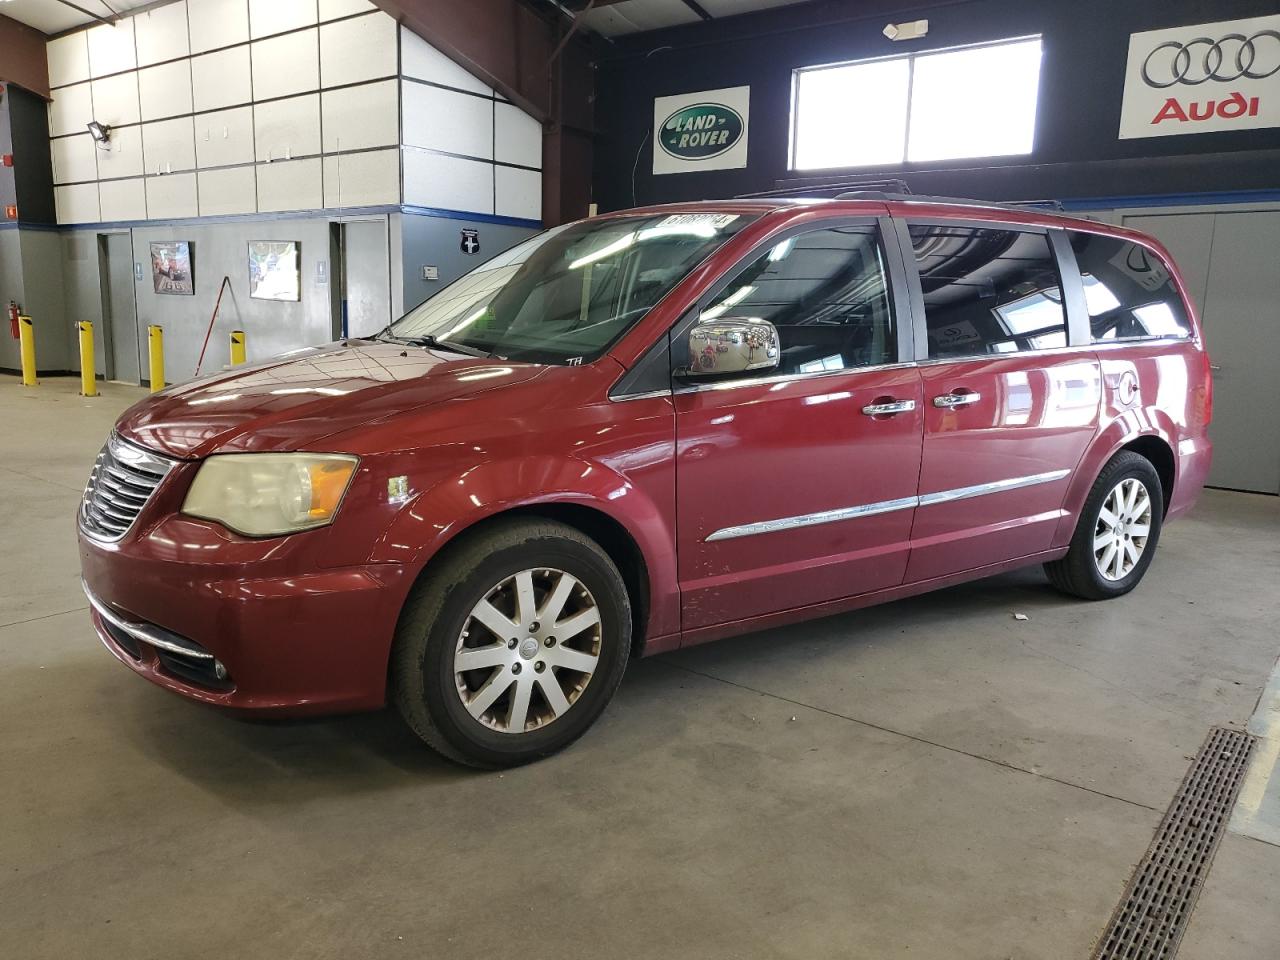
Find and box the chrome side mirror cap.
[683,318,780,378]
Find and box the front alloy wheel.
[392,519,631,767]
[455,568,602,734]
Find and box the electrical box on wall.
[422,265,439,281]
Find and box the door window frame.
[892,216,1092,362]
[668,215,918,393]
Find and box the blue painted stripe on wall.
[21,204,542,233]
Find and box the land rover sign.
[652,85,750,175]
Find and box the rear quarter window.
[1067,232,1192,342]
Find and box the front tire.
[391,518,631,767]
[1045,451,1164,600]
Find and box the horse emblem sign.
[652,85,750,175]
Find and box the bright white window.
[791,36,1042,170]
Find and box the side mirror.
[682,318,780,379]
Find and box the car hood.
[115,341,548,459]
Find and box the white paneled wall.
[322,80,398,152]
[187,0,249,54]
[44,2,543,225]
[99,178,147,221]
[87,21,137,77]
[198,166,257,216]
[90,73,141,127]
[97,126,145,180]
[251,29,320,100]
[192,47,252,113]
[255,95,321,162]
[139,61,194,121]
[47,33,90,87]
[134,2,190,66]
[319,13,397,87]
[249,0,318,39]
[323,149,399,208]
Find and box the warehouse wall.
[1,0,545,382]
[593,0,1280,208]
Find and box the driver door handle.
[861,399,917,416]
[933,391,981,409]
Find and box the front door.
[674,220,924,630]
[900,221,1101,582]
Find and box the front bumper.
[79,518,412,716]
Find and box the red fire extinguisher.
[8,301,20,340]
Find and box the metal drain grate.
[1093,726,1256,960]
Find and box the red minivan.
[79,195,1213,766]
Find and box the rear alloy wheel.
[392,519,631,767]
[1092,478,1153,582]
[1045,451,1164,600]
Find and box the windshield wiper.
[374,331,489,358]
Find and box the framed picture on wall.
[248,241,300,301]
[150,241,194,295]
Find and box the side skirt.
[665,547,1068,652]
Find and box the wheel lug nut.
[512,663,522,674]
[508,638,518,649]
[534,662,545,673]
[545,636,556,647]
[530,621,540,632]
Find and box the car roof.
[607,195,1122,236]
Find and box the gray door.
[99,233,140,384]
[338,220,391,339]
[1197,212,1280,494]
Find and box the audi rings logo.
[1141,31,1280,87]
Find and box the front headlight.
[182,453,359,537]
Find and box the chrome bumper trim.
[81,580,214,660]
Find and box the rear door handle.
[933,391,981,408]
[861,399,917,416]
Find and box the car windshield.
[380,212,755,364]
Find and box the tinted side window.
[909,224,1067,358]
[1068,232,1192,342]
[697,224,896,375]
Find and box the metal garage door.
[1124,210,1280,495]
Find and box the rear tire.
[391,518,631,768]
[1044,451,1164,601]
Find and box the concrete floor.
[2,374,1278,959]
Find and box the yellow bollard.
[230,329,246,366]
[18,315,36,386]
[148,325,165,393]
[78,321,98,397]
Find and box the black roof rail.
[835,191,1066,213]
[735,178,911,199]
[735,181,1066,214]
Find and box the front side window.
[383,212,755,364]
[1068,232,1192,342]
[909,223,1067,359]
[688,224,896,376]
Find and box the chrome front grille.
[80,434,174,541]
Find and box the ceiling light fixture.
[884,19,929,41]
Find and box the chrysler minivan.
[79,195,1212,766]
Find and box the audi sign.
[1120,14,1280,139]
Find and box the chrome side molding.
[704,469,1071,542]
